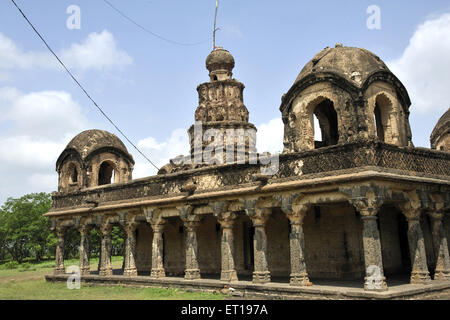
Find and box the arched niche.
[365,82,409,146]
[98,160,117,186]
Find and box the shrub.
[0,261,19,269]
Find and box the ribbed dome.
[64,129,131,160]
[206,47,235,73]
[294,44,390,87]
[431,108,450,146]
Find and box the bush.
[0,261,19,270]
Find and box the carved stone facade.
[46,45,450,293]
[431,108,450,151]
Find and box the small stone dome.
[206,47,235,73]
[430,108,450,150]
[294,44,390,86]
[56,129,134,191]
[61,129,133,162]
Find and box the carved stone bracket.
[340,184,387,216]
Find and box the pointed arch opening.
[312,98,339,149]
[373,93,394,143]
[68,163,78,184]
[98,161,116,186]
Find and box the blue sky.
[1,0,450,204]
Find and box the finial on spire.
[213,0,220,50]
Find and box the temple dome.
[206,47,235,73]
[62,129,133,161]
[293,44,391,87]
[430,108,450,149]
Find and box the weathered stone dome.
[294,44,390,87]
[60,129,133,162]
[431,108,450,149]
[206,47,235,73]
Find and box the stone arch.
[58,160,82,192]
[365,80,409,146]
[290,86,344,151]
[98,160,117,186]
[372,92,398,144]
[68,162,79,184]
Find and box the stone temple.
[45,45,450,298]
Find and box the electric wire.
[103,0,211,46]
[10,0,160,171]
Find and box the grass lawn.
[0,257,226,300]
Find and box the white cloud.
[0,87,91,203]
[387,13,450,114]
[133,128,190,178]
[0,33,54,69]
[0,136,66,169]
[256,118,284,154]
[60,30,133,71]
[0,30,132,72]
[1,88,88,138]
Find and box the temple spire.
[213,0,220,50]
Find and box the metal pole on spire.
[213,0,219,50]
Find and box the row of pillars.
[53,198,450,291]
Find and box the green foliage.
[0,261,19,270]
[111,226,124,256]
[0,192,54,263]
[0,192,127,266]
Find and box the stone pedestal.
[54,228,65,275]
[429,213,450,281]
[99,224,112,277]
[150,223,166,278]
[79,225,90,276]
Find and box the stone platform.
[45,274,450,300]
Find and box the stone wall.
[266,209,290,277]
[303,205,365,280]
[197,215,221,274]
[379,207,406,275]
[135,223,153,273]
[163,217,185,276]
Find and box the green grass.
[0,258,226,300]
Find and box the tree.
[0,193,54,263]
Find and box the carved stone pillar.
[78,224,90,276]
[341,185,388,291]
[245,200,271,284]
[123,222,138,277]
[351,200,387,291]
[286,205,311,286]
[360,214,388,291]
[403,207,431,283]
[428,212,450,281]
[217,211,238,282]
[150,222,166,278]
[183,219,201,280]
[54,227,65,275]
[99,223,113,277]
[179,206,202,280]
